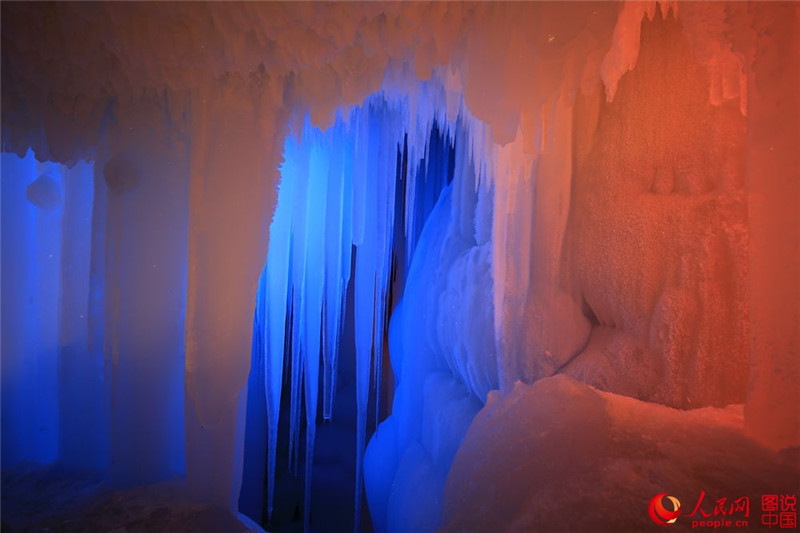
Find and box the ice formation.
[442,375,800,532]
[1,2,798,532]
[250,74,503,528]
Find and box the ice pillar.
[184,79,284,509]
[57,160,105,470]
[0,151,61,467]
[102,96,189,485]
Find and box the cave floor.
[0,466,259,533]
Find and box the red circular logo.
[649,493,681,525]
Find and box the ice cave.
[1,2,798,532]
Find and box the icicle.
[338,119,355,414]
[288,252,303,476]
[262,131,298,519]
[302,134,329,530]
[351,110,369,247]
[322,120,346,420]
[372,104,400,427]
[288,118,313,474]
[254,76,497,531]
[352,99,386,533]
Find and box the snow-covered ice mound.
[442,375,799,532]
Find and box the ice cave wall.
[1,0,798,527]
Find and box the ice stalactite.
[322,119,353,422]
[254,76,486,530]
[364,102,506,532]
[259,130,296,518]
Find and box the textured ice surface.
[1,2,797,528]
[442,375,800,532]
[254,77,496,529]
[1,152,64,467]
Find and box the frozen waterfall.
[251,77,503,531]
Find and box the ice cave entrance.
[240,92,465,531]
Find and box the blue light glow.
[242,89,492,532]
[1,150,104,470]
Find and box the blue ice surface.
[1,150,109,472]
[244,91,495,532]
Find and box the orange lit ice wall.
[1,1,797,530]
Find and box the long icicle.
[323,119,346,420]
[301,134,329,530]
[263,133,297,519]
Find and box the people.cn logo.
[649,493,682,525]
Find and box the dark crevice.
[581,297,600,327]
